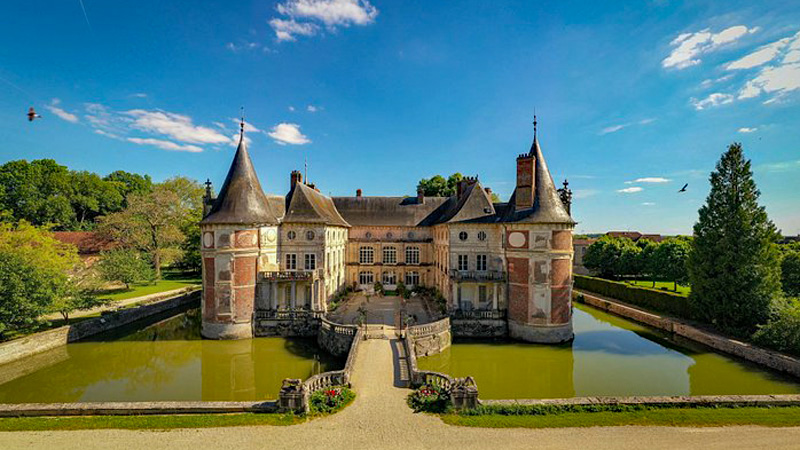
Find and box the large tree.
[583,235,640,279]
[688,143,781,334]
[781,251,800,298]
[0,159,75,228]
[69,171,124,228]
[652,238,691,291]
[417,172,500,202]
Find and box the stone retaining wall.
[0,289,200,367]
[481,394,800,408]
[407,317,451,357]
[0,401,277,417]
[451,319,507,338]
[317,318,358,358]
[254,317,319,337]
[575,289,800,379]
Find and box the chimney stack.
[290,170,303,189]
[356,188,362,197]
[484,187,492,199]
[515,153,535,209]
[417,186,425,204]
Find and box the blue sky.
[1,0,798,235]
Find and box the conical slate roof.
[503,134,574,224]
[201,133,281,225]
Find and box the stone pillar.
[452,283,458,310]
[290,281,297,309]
[492,284,498,310]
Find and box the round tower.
[199,121,281,339]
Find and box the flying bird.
[678,183,688,193]
[27,107,42,122]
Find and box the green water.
[0,310,342,403]
[419,303,800,399]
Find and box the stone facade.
[201,121,574,343]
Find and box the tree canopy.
[688,143,781,334]
[417,172,500,202]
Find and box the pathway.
[41,286,198,322]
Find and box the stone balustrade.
[402,334,479,410]
[407,317,450,338]
[450,309,507,320]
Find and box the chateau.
[199,119,575,343]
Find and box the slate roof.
[201,133,282,226]
[500,135,575,225]
[332,196,448,227]
[284,182,350,227]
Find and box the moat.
[418,303,800,399]
[0,310,343,403]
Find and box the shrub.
[575,275,692,319]
[752,299,800,356]
[781,252,800,297]
[309,386,355,414]
[407,384,451,413]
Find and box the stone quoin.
[200,117,575,343]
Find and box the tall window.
[359,271,374,285]
[383,271,396,285]
[479,285,487,303]
[359,246,374,264]
[285,253,297,270]
[457,254,469,271]
[405,271,419,286]
[383,246,397,264]
[304,253,316,270]
[476,254,487,271]
[406,246,420,265]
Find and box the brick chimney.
[484,187,492,199]
[417,186,424,204]
[515,153,535,209]
[356,188,362,197]
[290,170,303,189]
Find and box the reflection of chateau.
[200,118,575,343]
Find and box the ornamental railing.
[449,269,506,282]
[407,317,450,338]
[450,309,507,320]
[254,309,324,320]
[259,269,320,281]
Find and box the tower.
[199,120,281,339]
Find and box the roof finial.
[239,106,245,140]
[533,109,538,139]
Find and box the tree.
[97,249,155,289]
[583,236,640,279]
[652,238,691,291]
[0,159,75,228]
[417,173,464,197]
[688,143,781,334]
[0,222,81,334]
[50,264,107,323]
[781,251,800,297]
[69,171,124,228]
[99,185,184,279]
[103,170,153,205]
[637,239,660,286]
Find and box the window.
[285,253,297,270]
[479,285,487,303]
[383,246,397,264]
[383,271,396,285]
[408,231,415,239]
[406,246,420,265]
[459,231,468,241]
[386,232,393,239]
[476,254,487,271]
[478,231,487,241]
[305,253,316,270]
[365,232,372,239]
[405,271,419,286]
[287,230,296,240]
[306,230,315,241]
[457,254,469,271]
[359,271,374,285]
[359,246,374,264]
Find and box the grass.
[95,270,201,302]
[0,413,302,431]
[625,280,691,296]
[441,406,800,428]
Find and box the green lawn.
[0,413,302,431]
[95,271,201,302]
[441,406,800,428]
[626,280,691,296]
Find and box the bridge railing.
[407,317,450,339]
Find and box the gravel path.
[4,337,800,449]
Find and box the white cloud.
[270,0,377,42]
[756,159,800,173]
[125,110,231,145]
[307,105,319,112]
[599,118,655,135]
[230,118,261,133]
[738,127,758,133]
[131,93,147,98]
[45,98,79,123]
[738,62,800,99]
[573,189,599,199]
[691,92,734,110]
[126,137,203,153]
[288,106,296,112]
[617,187,644,193]
[663,25,756,69]
[268,122,311,145]
[625,177,671,184]
[226,41,262,52]
[726,36,794,70]
[94,129,120,139]
[642,202,656,206]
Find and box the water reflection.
[419,303,800,399]
[0,309,342,403]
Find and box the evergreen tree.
[688,143,781,334]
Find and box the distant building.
[572,238,597,275]
[199,118,575,343]
[52,231,115,265]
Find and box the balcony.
[259,270,320,282]
[451,309,507,320]
[449,269,506,282]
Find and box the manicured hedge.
[574,275,693,319]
